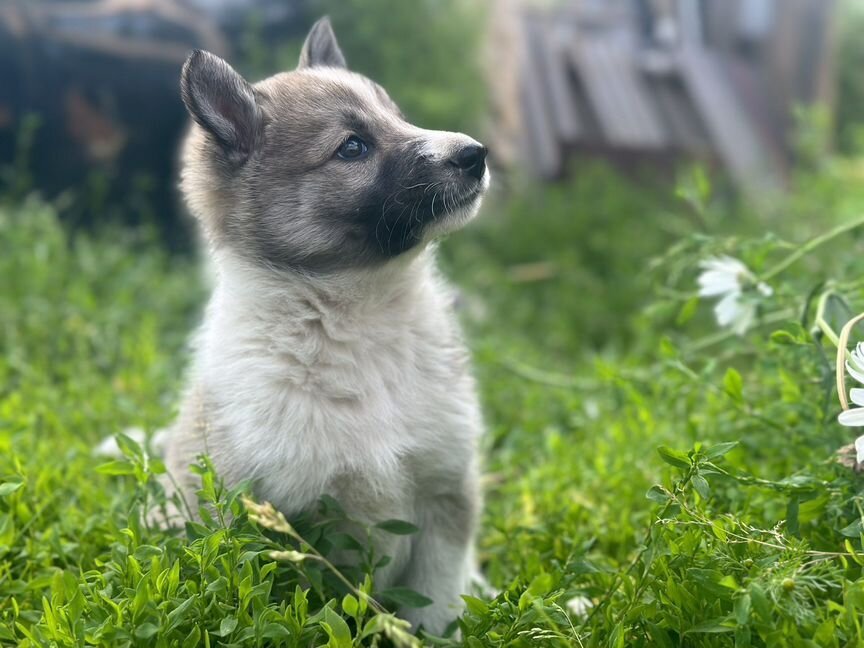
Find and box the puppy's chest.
[210,312,471,468]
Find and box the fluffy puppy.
[167,17,490,635]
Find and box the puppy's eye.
[336,135,369,160]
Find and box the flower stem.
[814,291,842,349]
[836,312,864,411]
[683,308,795,354]
[761,214,864,281]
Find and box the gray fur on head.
[179,17,488,275]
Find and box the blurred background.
[9,4,864,640]
[2,0,864,354]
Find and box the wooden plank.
[678,49,782,192]
[520,17,562,178]
[737,0,775,44]
[649,75,712,154]
[526,18,581,144]
[569,37,667,148]
[677,0,705,47]
[794,0,833,104]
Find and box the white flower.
[837,342,864,464]
[565,595,594,618]
[697,256,772,335]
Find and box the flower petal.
[852,343,864,366]
[714,292,742,327]
[756,282,773,297]
[838,408,864,427]
[697,272,740,296]
[565,595,594,618]
[699,256,748,275]
[731,303,756,335]
[856,435,864,465]
[846,361,864,386]
[851,388,864,407]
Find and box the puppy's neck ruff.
[211,245,439,317]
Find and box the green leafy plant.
[7,115,864,646]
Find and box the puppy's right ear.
[180,50,261,163]
[298,16,347,69]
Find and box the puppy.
[165,17,489,635]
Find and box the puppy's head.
[180,17,489,273]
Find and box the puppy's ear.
[180,50,261,163]
[298,16,347,69]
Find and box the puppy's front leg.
[398,479,480,636]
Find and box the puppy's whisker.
[401,181,433,191]
[387,203,412,254]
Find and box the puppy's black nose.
[449,144,488,181]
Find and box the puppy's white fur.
[164,236,485,633]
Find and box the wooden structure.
[516,0,837,192]
[0,0,304,241]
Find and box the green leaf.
[182,626,201,648]
[723,368,744,403]
[749,584,771,621]
[840,519,864,537]
[676,296,700,326]
[657,446,691,469]
[134,623,159,639]
[461,595,489,617]
[218,617,237,637]
[114,432,143,459]
[704,441,739,460]
[684,618,736,634]
[323,606,352,647]
[165,596,195,631]
[734,592,751,625]
[261,623,292,639]
[0,482,23,497]
[692,474,710,500]
[260,623,292,640]
[659,337,678,359]
[342,594,358,618]
[205,577,228,594]
[95,460,135,476]
[770,330,798,345]
[374,519,420,535]
[646,485,671,503]
[646,623,674,648]
[379,587,434,608]
[527,572,553,596]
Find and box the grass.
[4,156,864,646]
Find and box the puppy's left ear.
[298,16,347,69]
[181,50,261,164]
